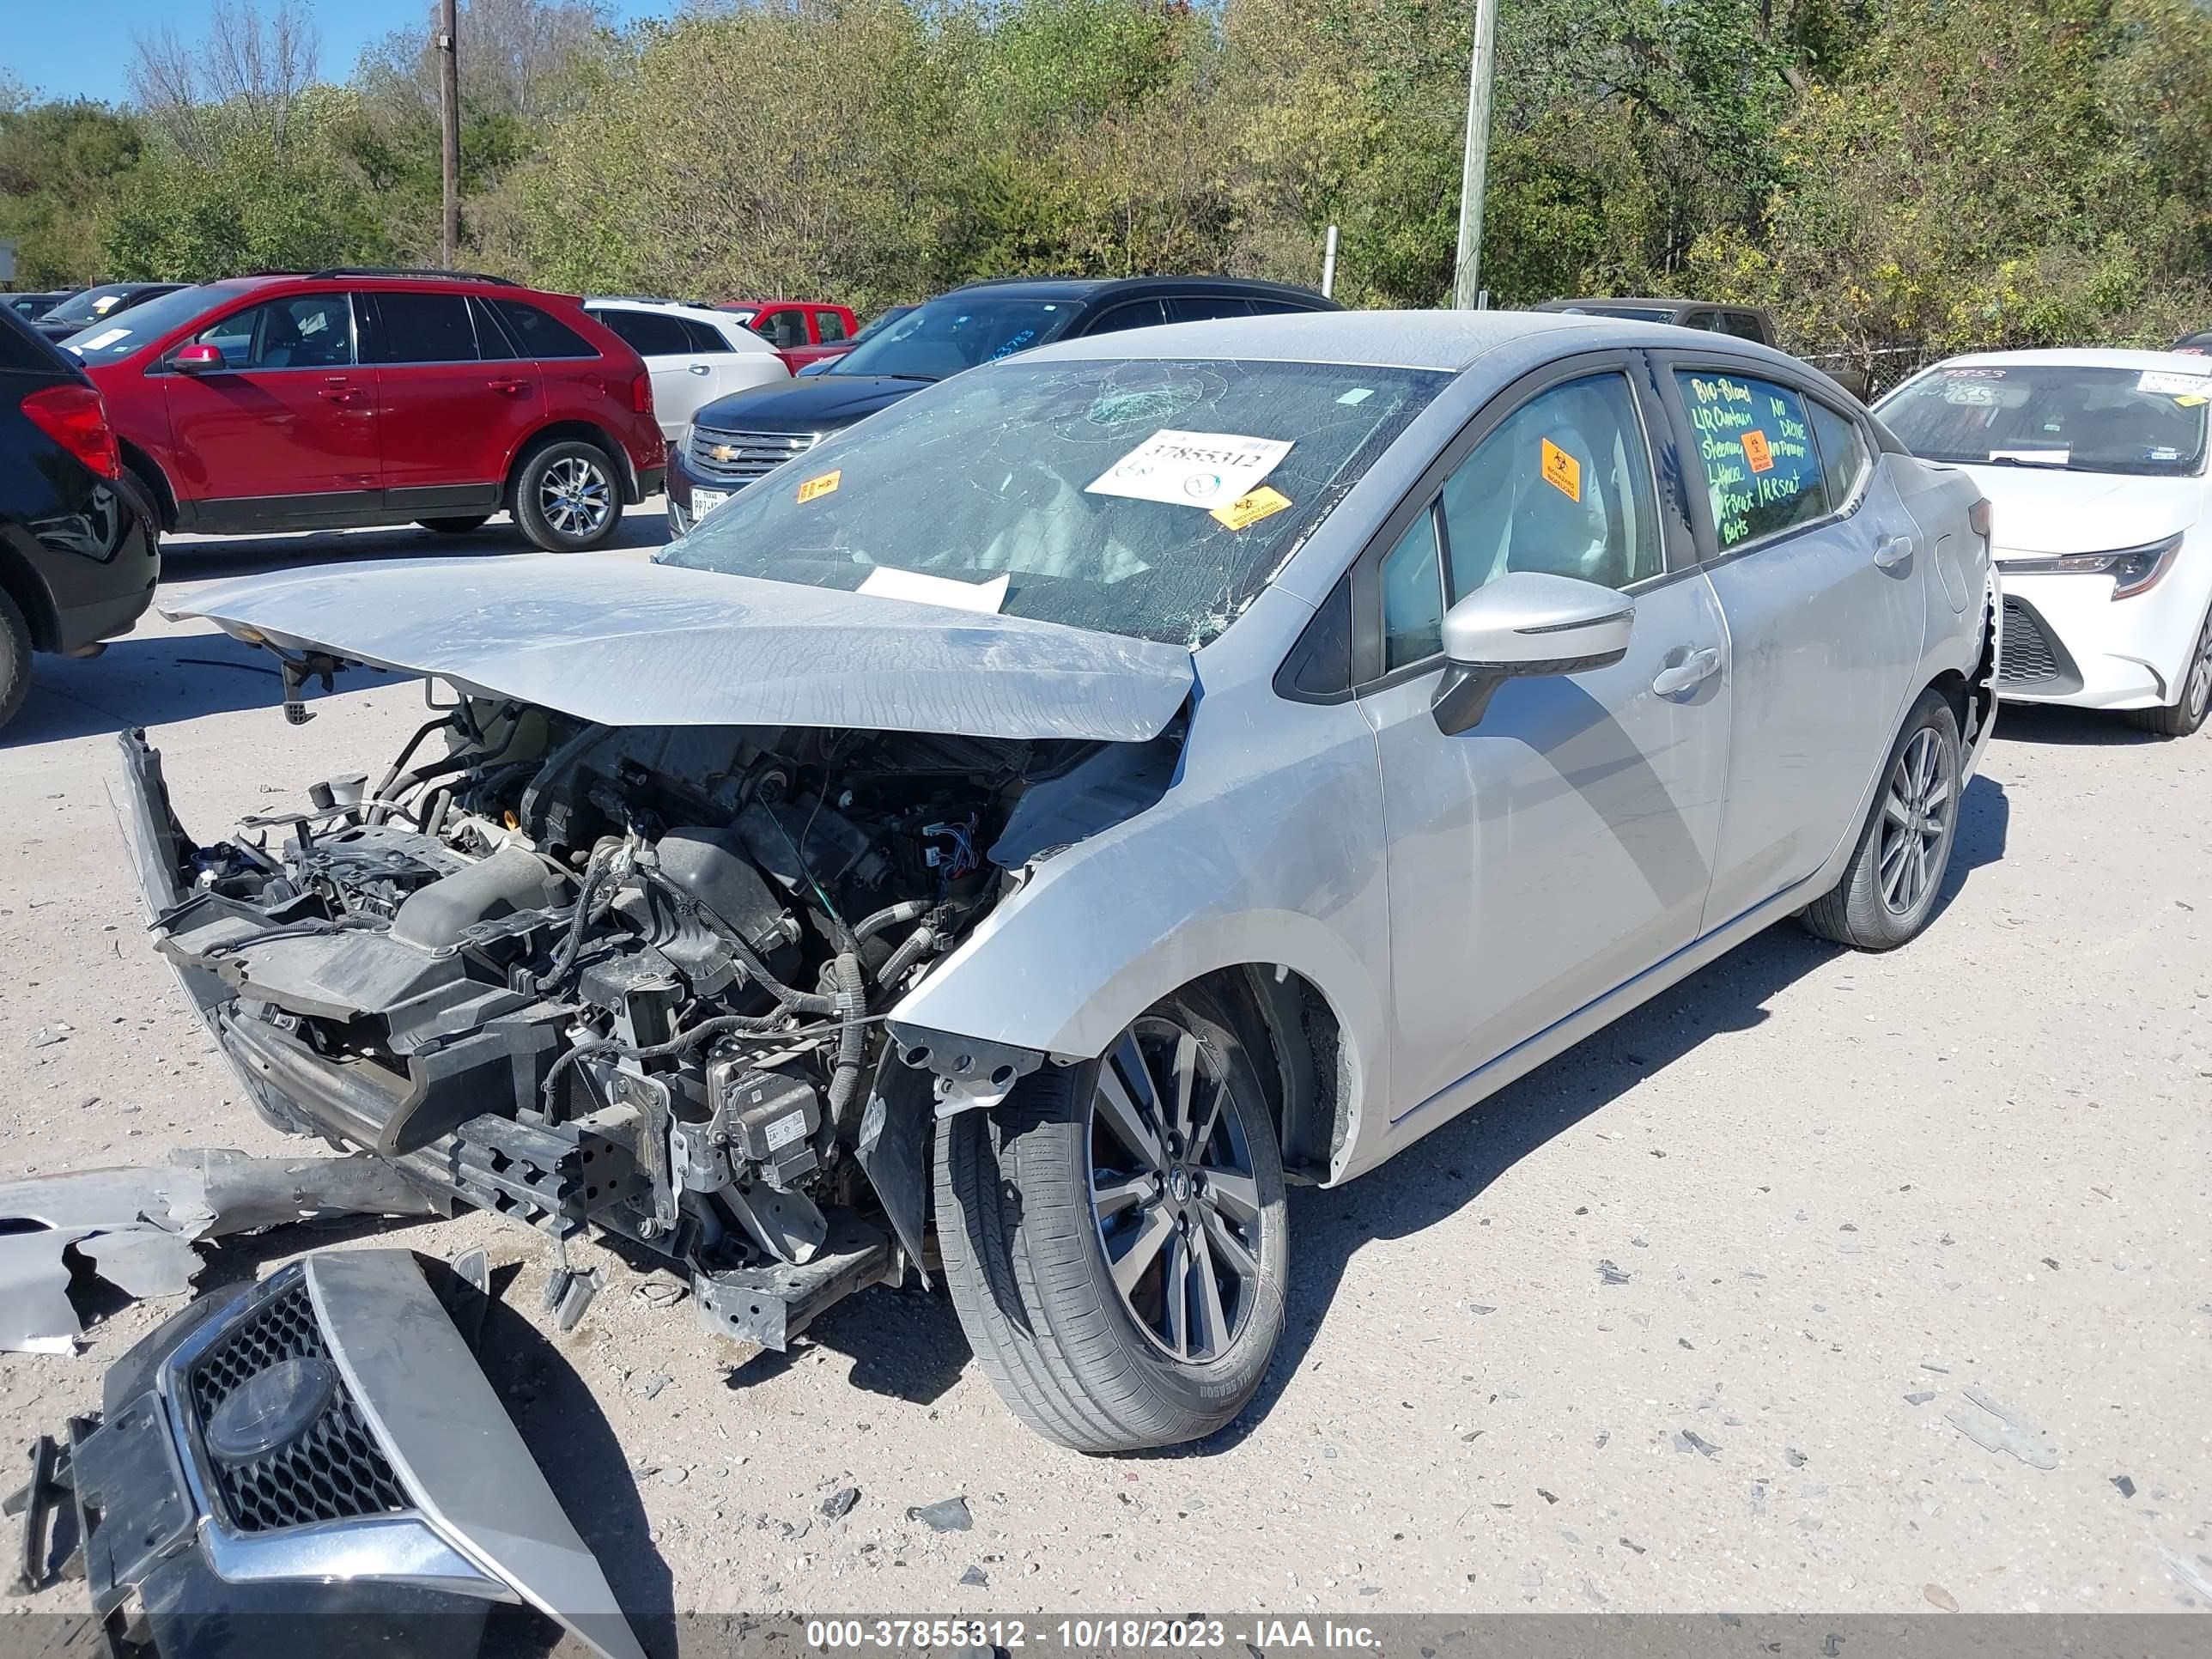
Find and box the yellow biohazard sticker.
[1741,429,1775,474]
[796,470,842,503]
[1540,438,1581,502]
[1210,485,1292,531]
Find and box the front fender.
[889,675,1393,1142]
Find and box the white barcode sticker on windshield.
[77,327,130,351]
[2139,369,2212,396]
[1085,429,1294,510]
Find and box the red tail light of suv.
[64,270,666,554]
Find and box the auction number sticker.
[1087,429,1294,511]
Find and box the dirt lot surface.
[3,502,2209,1639]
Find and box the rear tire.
[0,587,30,731]
[2122,602,2212,738]
[512,441,622,552]
[1801,689,1962,951]
[936,986,1289,1453]
[416,515,490,535]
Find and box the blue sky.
[6,0,667,106]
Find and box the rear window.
[594,307,693,357]
[489,298,598,360]
[0,308,72,376]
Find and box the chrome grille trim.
[687,426,821,483]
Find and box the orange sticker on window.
[1741,430,1774,473]
[1209,485,1292,530]
[1540,438,1581,502]
[796,470,842,503]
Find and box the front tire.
[936,987,1289,1453]
[1801,689,1962,951]
[512,441,622,552]
[2123,602,2212,738]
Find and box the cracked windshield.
[658,358,1447,646]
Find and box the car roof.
[720,298,840,308]
[1926,347,2212,372]
[586,295,741,321]
[1532,296,1766,315]
[1019,306,1803,372]
[939,275,1332,307]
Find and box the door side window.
[1082,299,1169,335]
[814,308,848,343]
[1809,399,1873,508]
[489,299,597,360]
[682,317,734,354]
[1166,296,1255,323]
[193,295,355,369]
[1379,507,1446,671]
[1674,369,1829,551]
[752,307,810,350]
[595,307,691,357]
[471,297,523,360]
[1437,373,1664,595]
[364,292,478,364]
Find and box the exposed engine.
[149,691,1179,1343]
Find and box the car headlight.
[1997,533,2184,600]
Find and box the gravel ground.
[3,502,2208,1638]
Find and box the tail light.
[21,383,121,479]
[1967,496,1993,541]
[631,371,653,414]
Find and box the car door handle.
[1651,647,1723,697]
[1874,534,1916,569]
[486,377,529,395]
[318,380,362,406]
[687,363,712,375]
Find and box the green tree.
[0,95,146,284]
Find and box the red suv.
[67,270,665,554]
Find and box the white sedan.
[584,296,791,441]
[1879,349,2212,736]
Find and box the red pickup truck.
[715,299,860,371]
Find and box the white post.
[1450,0,1498,310]
[1321,224,1340,299]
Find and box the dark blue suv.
[667,275,1334,533]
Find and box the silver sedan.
[135,309,1996,1456]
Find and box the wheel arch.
[0,539,60,652]
[503,420,640,507]
[117,439,179,532]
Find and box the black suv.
[670,275,1336,532]
[0,306,159,728]
[32,283,189,343]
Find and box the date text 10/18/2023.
[805,1619,1382,1650]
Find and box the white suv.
[584,297,790,441]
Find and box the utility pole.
[438,0,460,267]
[1449,0,1498,310]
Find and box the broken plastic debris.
[1674,1431,1720,1457]
[1905,1390,1937,1405]
[1945,1388,2057,1469]
[821,1486,861,1520]
[2111,1474,2136,1499]
[1598,1260,1632,1285]
[908,1496,973,1532]
[1923,1584,1960,1613]
[1785,1448,1808,1468]
[958,1565,988,1587]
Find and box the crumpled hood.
[162,554,1194,743]
[1956,465,2203,554]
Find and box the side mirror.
[170,343,225,374]
[1432,571,1635,735]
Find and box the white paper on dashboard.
[857,565,1010,614]
[1988,449,2070,466]
[1085,429,1294,510]
[2138,369,2212,396]
[76,327,130,350]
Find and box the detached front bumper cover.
[67,1249,643,1659]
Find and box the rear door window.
[594,306,693,357]
[488,298,598,360]
[813,308,848,343]
[1674,369,1830,551]
[1082,299,1169,335]
[682,317,734,354]
[364,291,478,364]
[1165,296,1255,323]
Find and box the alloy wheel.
[1087,1017,1264,1364]
[2185,610,2212,725]
[538,456,611,539]
[1877,726,1952,915]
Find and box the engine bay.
[143,690,1181,1341]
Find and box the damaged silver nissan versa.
[114,312,1997,1455]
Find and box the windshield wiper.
[869,373,939,383]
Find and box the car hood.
[1954,464,2203,554]
[690,374,927,432]
[162,554,1194,744]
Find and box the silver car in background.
[122,311,1996,1457]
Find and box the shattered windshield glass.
[658,357,1449,647]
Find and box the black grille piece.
[186,1279,410,1533]
[2000,596,2063,685]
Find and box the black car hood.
[690,374,927,433]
